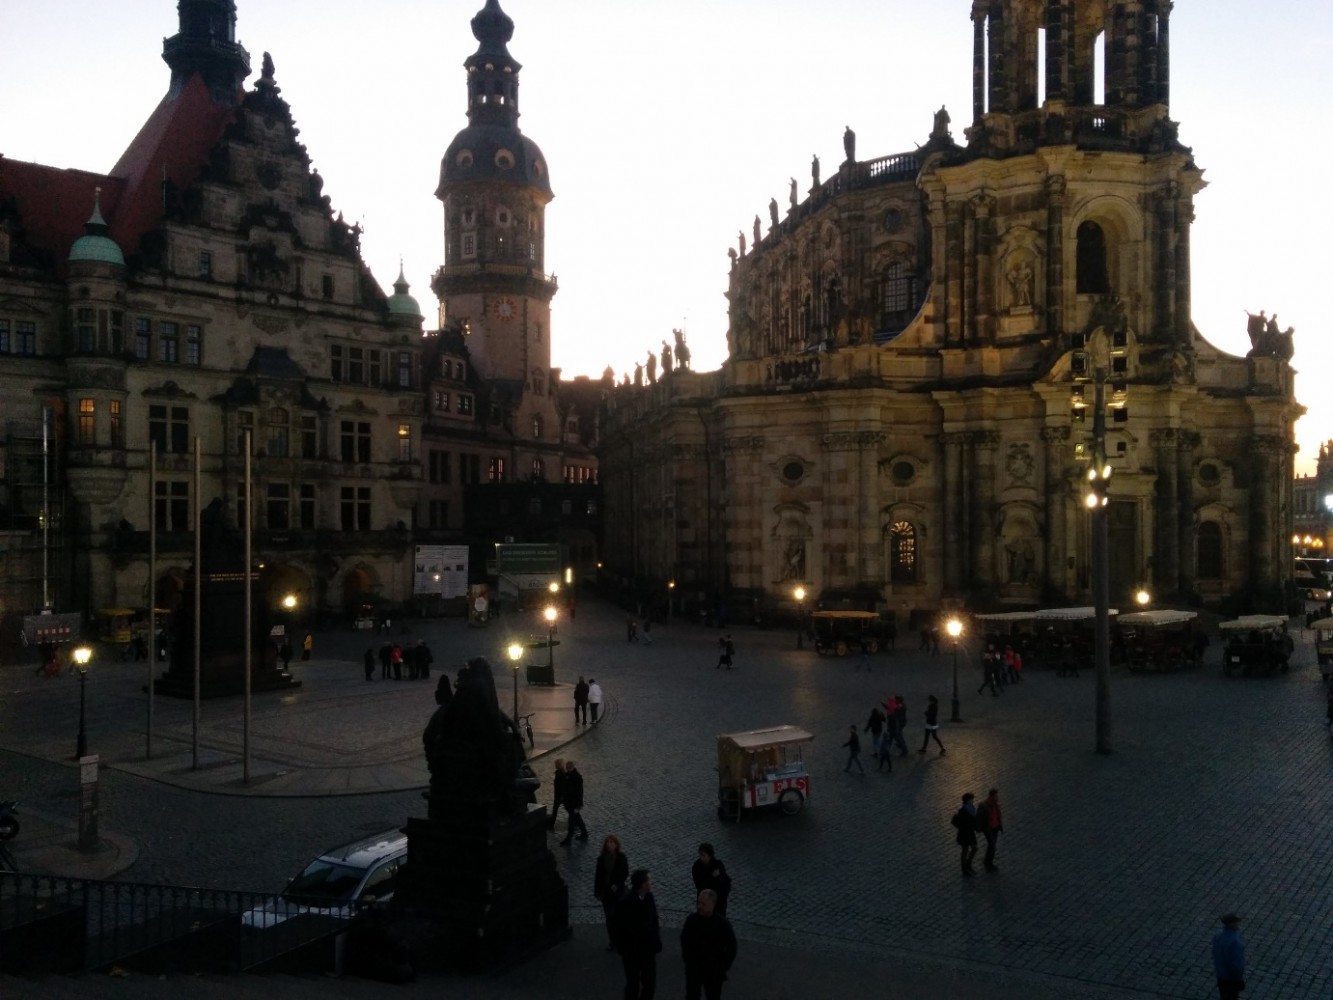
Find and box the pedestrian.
[919,695,946,755]
[977,643,1000,696]
[1212,914,1246,1000]
[363,647,375,681]
[1003,643,1022,683]
[588,678,603,724]
[680,889,738,1000]
[301,631,313,661]
[614,869,662,1000]
[952,792,979,876]
[1325,683,1333,730]
[559,760,588,844]
[842,724,865,774]
[547,758,567,832]
[593,833,629,951]
[574,676,590,725]
[378,641,392,679]
[416,639,433,680]
[885,695,909,756]
[641,617,653,645]
[976,787,1004,871]
[390,643,403,680]
[930,625,941,655]
[279,639,293,670]
[864,704,885,760]
[919,623,931,651]
[690,843,732,917]
[716,634,734,670]
[627,618,638,643]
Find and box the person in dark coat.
[414,640,433,680]
[680,888,737,1000]
[559,760,588,844]
[615,869,662,1000]
[863,705,885,759]
[574,676,590,725]
[593,833,629,950]
[279,640,293,670]
[690,843,732,917]
[976,787,1004,871]
[919,694,946,755]
[1212,913,1246,1000]
[547,758,567,832]
[363,648,375,681]
[952,792,979,876]
[378,642,392,679]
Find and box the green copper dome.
[386,264,422,318]
[68,192,125,267]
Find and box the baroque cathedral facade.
[0,0,598,645]
[599,0,1301,620]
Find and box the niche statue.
[422,657,536,819]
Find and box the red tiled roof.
[0,73,238,273]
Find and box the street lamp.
[72,644,93,758]
[945,618,963,723]
[667,579,676,623]
[543,605,557,670]
[506,641,524,723]
[793,586,806,650]
[1135,588,1151,609]
[281,593,296,611]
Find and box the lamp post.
[945,618,963,722]
[667,580,675,623]
[506,641,523,723]
[72,644,92,758]
[544,605,557,670]
[1135,588,1151,609]
[793,586,806,650]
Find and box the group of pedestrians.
[573,676,603,725]
[626,618,654,644]
[848,694,933,774]
[546,758,589,845]
[977,642,1023,695]
[365,639,433,681]
[593,836,738,1000]
[951,789,1004,876]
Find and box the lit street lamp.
[72,644,93,758]
[281,593,297,611]
[1135,588,1151,609]
[945,618,963,723]
[506,641,524,723]
[794,586,806,650]
[543,605,557,671]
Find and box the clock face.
[493,296,516,321]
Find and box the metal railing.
[0,871,364,976]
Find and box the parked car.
[242,828,407,930]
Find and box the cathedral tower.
[162,0,251,105]
[432,0,556,385]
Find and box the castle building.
[599,0,1302,621]
[0,0,425,635]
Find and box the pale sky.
[5,1,1330,473]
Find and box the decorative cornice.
[723,435,765,454]
[821,431,886,451]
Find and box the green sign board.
[496,543,562,575]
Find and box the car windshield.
[281,858,367,903]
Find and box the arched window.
[1197,521,1223,580]
[532,414,544,439]
[890,521,918,583]
[1076,221,1109,294]
[879,262,913,332]
[531,458,546,481]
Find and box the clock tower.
[432,0,556,385]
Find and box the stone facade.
[599,0,1302,620]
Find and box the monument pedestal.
[392,804,569,972]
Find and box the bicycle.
[516,712,536,749]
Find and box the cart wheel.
[718,789,740,822]
[834,640,848,657]
[778,789,804,816]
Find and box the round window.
[455,150,474,168]
[782,460,804,483]
[495,149,516,169]
[891,461,916,486]
[1198,462,1221,485]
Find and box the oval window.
[455,150,474,168]
[495,149,516,170]
[1198,462,1221,486]
[782,460,804,484]
[891,461,916,486]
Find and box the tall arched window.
[532,458,546,481]
[532,414,544,439]
[879,262,912,332]
[1197,521,1223,579]
[890,521,918,583]
[1076,221,1109,294]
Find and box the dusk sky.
[5,1,1329,473]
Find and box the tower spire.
[162,0,251,105]
[465,0,522,128]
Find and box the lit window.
[890,521,917,583]
[77,398,95,445]
[397,424,412,462]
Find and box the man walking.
[559,760,588,844]
[977,643,1001,696]
[574,676,590,725]
[1212,914,1246,1000]
[363,648,375,681]
[841,725,865,774]
[615,869,662,1000]
[378,641,392,679]
[976,788,1004,871]
[588,678,604,723]
[547,757,567,832]
[690,843,732,917]
[952,792,979,876]
[919,694,946,755]
[680,889,737,1000]
[885,695,908,756]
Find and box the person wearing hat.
[615,869,662,999]
[1212,913,1246,1000]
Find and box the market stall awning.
[1219,615,1287,632]
[1117,610,1198,626]
[1036,606,1119,621]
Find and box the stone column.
[1042,425,1071,598]
[1142,1,1160,103]
[942,432,965,595]
[971,431,1000,591]
[1150,429,1179,595]
[973,195,996,344]
[946,202,966,347]
[1045,0,1067,103]
[1158,1,1173,107]
[973,10,987,121]
[1250,436,1281,595]
[988,3,1007,115]
[1176,432,1198,595]
[962,200,976,346]
[1174,190,1193,345]
[1155,183,1178,341]
[1045,175,1066,338]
